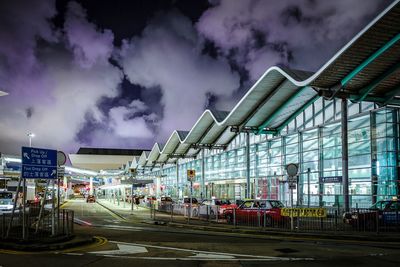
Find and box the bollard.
[71,211,74,235]
[375,210,379,234]
[170,204,174,222]
[334,210,338,231]
[263,211,266,228]
[216,206,218,223]
[233,208,236,227]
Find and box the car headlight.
[351,214,358,220]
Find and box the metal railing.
[150,203,400,233]
[0,202,74,240]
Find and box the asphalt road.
[0,199,399,267]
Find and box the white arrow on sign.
[51,169,57,177]
[90,244,148,255]
[23,153,30,160]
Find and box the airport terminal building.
[132,2,400,209]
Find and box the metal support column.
[245,132,251,198]
[370,111,378,204]
[176,161,180,199]
[201,149,205,201]
[341,98,350,211]
[318,127,324,207]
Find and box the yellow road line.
[60,236,108,253]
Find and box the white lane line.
[74,218,92,226]
[63,253,84,256]
[101,255,313,261]
[89,244,148,255]
[109,241,313,261]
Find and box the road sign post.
[187,170,196,222]
[21,147,58,236]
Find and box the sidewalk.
[96,199,400,243]
[96,198,152,223]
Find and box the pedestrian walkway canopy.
[135,0,400,169]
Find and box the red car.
[224,199,286,226]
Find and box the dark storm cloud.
[197,0,391,81]
[25,107,34,119]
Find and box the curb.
[161,221,400,243]
[0,234,95,252]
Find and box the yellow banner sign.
[281,208,327,218]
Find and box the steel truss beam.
[190,143,227,149]
[328,33,400,99]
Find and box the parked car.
[158,196,174,211]
[201,199,237,216]
[0,191,14,213]
[179,197,199,216]
[343,199,400,229]
[223,199,286,226]
[86,195,96,203]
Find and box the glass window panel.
[303,139,318,151]
[302,129,318,141]
[324,100,335,123]
[286,154,298,163]
[348,102,360,116]
[348,142,370,156]
[296,112,304,129]
[303,151,318,162]
[285,143,298,154]
[323,158,342,170]
[349,154,371,168]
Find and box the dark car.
[224,199,286,226]
[343,199,400,229]
[86,195,96,203]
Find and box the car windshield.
[269,200,284,208]
[370,201,391,210]
[0,192,13,199]
[0,199,12,205]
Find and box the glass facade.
[139,99,399,208]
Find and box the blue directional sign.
[21,147,57,179]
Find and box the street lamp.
[27,132,35,147]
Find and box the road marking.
[74,218,92,226]
[64,253,84,256]
[90,244,148,255]
[100,225,142,231]
[59,236,108,253]
[190,253,234,259]
[108,241,314,261]
[101,255,313,261]
[96,202,127,222]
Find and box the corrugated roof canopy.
[136,1,400,169]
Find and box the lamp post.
[27,132,35,147]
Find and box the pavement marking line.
[101,255,313,261]
[64,253,84,256]
[108,241,313,261]
[89,244,148,255]
[166,225,400,247]
[95,202,127,222]
[74,218,93,226]
[60,201,70,209]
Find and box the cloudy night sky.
[0,0,392,155]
